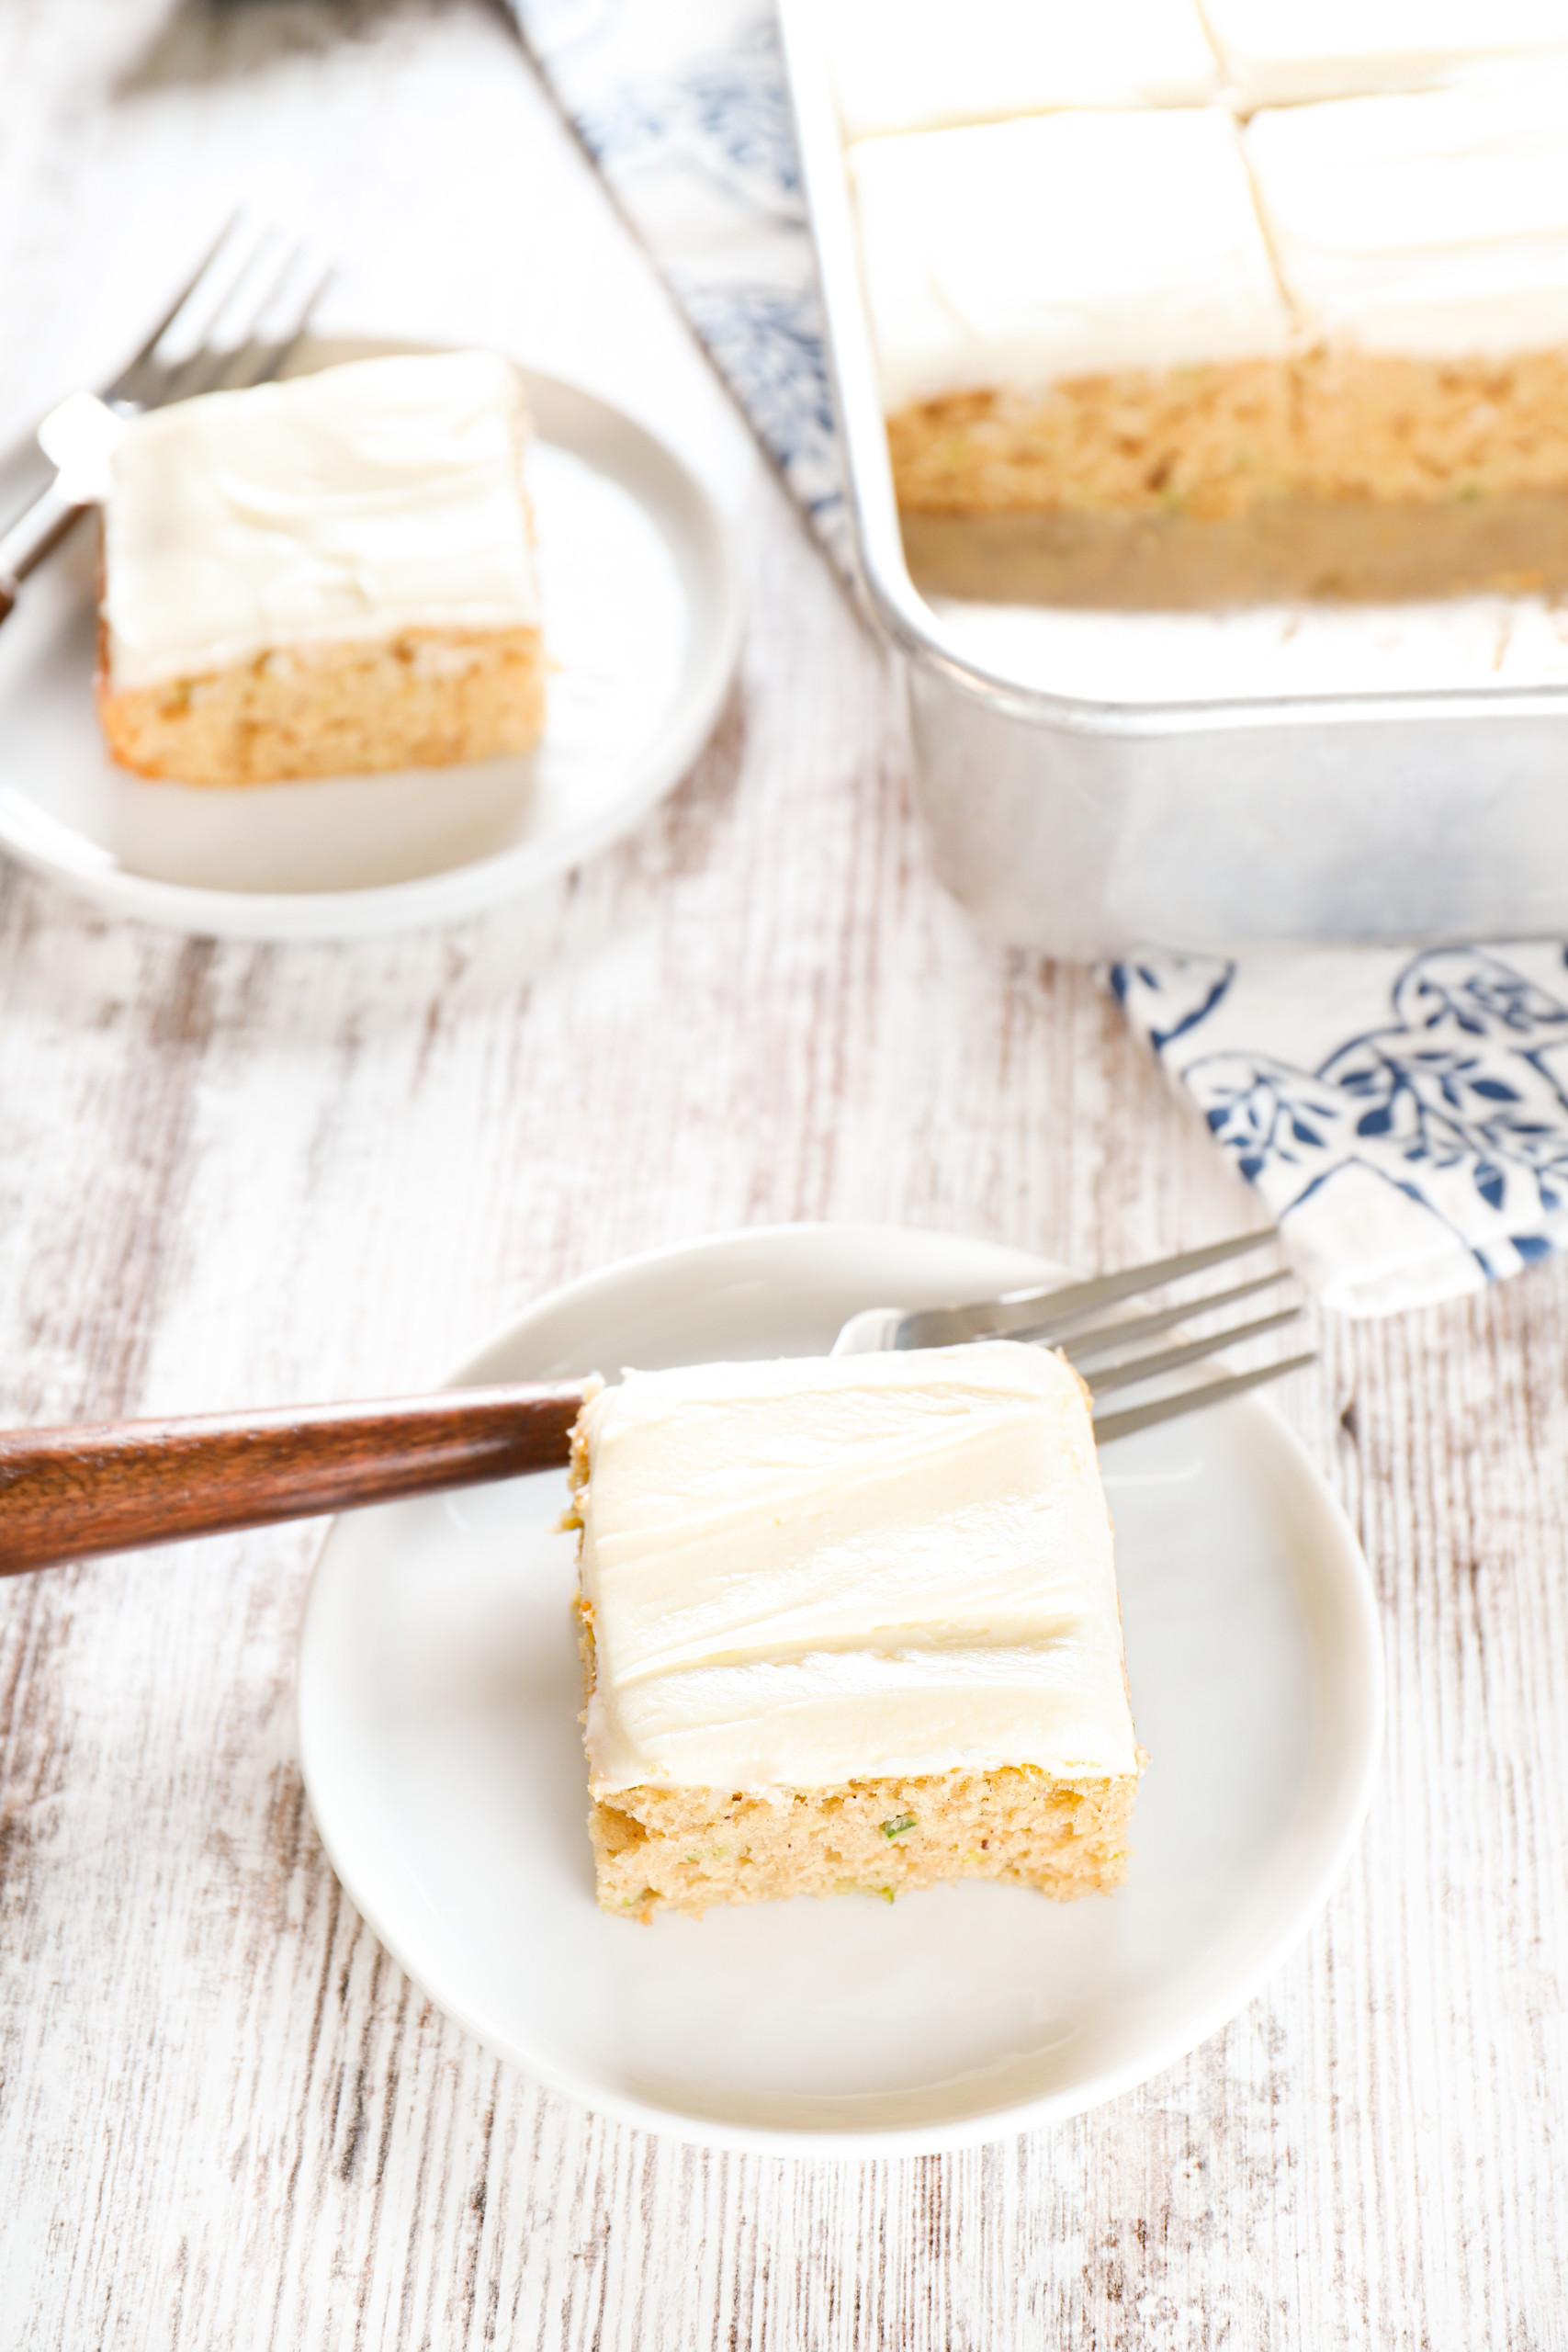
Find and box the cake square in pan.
[850,108,1292,521]
[1202,0,1568,110]
[1244,78,1568,506]
[829,0,1217,142]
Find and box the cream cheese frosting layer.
[1246,79,1568,358]
[850,110,1291,411]
[575,1343,1138,1792]
[103,351,541,690]
[1201,0,1568,110]
[829,0,1217,143]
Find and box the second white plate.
[298,1224,1382,2155]
[0,339,739,940]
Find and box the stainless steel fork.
[831,1227,1314,1442]
[0,218,332,623]
[0,1230,1312,1573]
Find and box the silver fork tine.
[1081,1306,1305,1397]
[1093,1352,1318,1444]
[223,260,334,394]
[163,238,300,402]
[2,221,331,622]
[1061,1267,1292,1363]
[894,1227,1278,1350]
[150,236,300,406]
[830,1226,1313,1436]
[103,216,244,405]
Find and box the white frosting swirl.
[575,1343,1139,1792]
[829,0,1217,142]
[103,351,541,690]
[1201,0,1568,110]
[1246,78,1568,357]
[851,110,1291,410]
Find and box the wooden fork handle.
[0,1384,586,1575]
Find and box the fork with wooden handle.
[0,1388,587,1576]
[0,1230,1310,1576]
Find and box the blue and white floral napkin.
[510,0,1568,1318]
[510,0,847,558]
[1109,947,1568,1315]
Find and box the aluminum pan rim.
[779,0,1568,741]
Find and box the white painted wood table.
[1,5,1564,2344]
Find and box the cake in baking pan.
[841,13,1568,589]
[96,350,546,786]
[566,1344,1143,1921]
[828,0,1217,141]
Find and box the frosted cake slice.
[96,350,545,786]
[1201,0,1568,111]
[829,0,1217,143]
[567,1344,1143,1921]
[851,109,1292,520]
[1245,78,1568,507]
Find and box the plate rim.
[0,342,740,943]
[298,1220,1384,2155]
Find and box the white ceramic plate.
[299,1225,1382,2154]
[0,339,739,940]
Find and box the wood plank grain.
[2,3,1566,2347]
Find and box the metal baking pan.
[780,0,1568,957]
